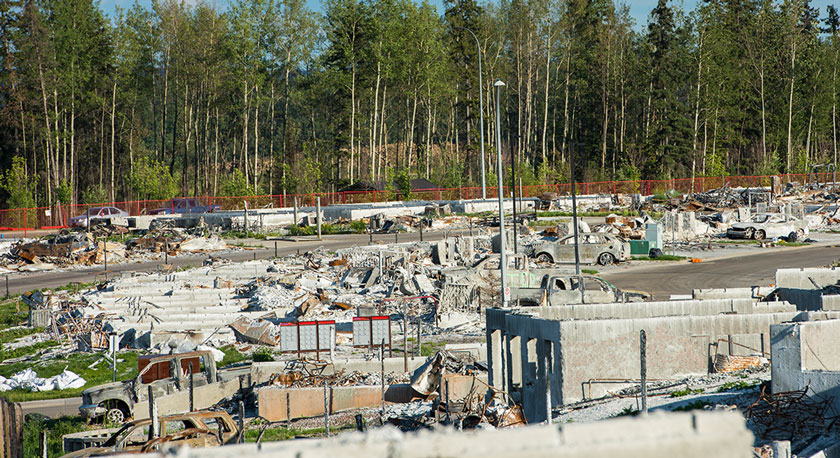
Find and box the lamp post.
[495,79,508,307]
[570,141,581,276]
[455,26,487,200]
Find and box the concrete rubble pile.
[0,229,234,273]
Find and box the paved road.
[4,229,475,296]
[20,397,82,418]
[601,244,840,300]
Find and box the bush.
[81,184,109,204]
[252,348,274,362]
[129,157,179,200]
[221,170,254,197]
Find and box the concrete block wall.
[487,306,840,424]
[144,411,754,458]
[534,299,795,322]
[775,267,840,289]
[250,357,429,385]
[771,319,840,415]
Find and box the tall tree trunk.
[110,81,117,202]
[787,39,797,171]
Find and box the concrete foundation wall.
[775,268,840,289]
[534,299,794,321]
[250,357,429,385]
[772,320,840,413]
[134,377,241,419]
[143,411,754,458]
[487,307,840,424]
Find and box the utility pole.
[495,79,508,307]
[455,27,487,200]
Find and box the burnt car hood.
[83,381,128,397]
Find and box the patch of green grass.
[670,387,705,398]
[244,424,355,442]
[0,340,59,362]
[420,341,447,356]
[0,300,28,329]
[0,351,139,402]
[671,400,711,412]
[252,348,275,362]
[614,406,640,417]
[632,255,687,261]
[23,415,94,457]
[717,380,759,392]
[581,269,599,275]
[218,345,248,367]
[287,222,366,237]
[0,327,41,345]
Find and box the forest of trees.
[0,0,840,208]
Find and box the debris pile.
[746,386,840,441]
[0,368,85,392]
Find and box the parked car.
[60,411,237,457]
[726,213,809,240]
[511,273,650,306]
[531,233,630,266]
[79,351,220,424]
[147,198,219,215]
[68,207,128,228]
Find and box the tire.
[787,231,798,242]
[536,253,554,264]
[598,252,615,266]
[103,401,127,425]
[754,229,766,240]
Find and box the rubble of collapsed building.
[0,228,234,272]
[18,183,840,457]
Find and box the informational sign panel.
[352,316,392,355]
[278,320,335,358]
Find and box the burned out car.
[531,233,630,266]
[60,411,237,457]
[511,274,650,306]
[79,351,219,424]
[726,213,809,240]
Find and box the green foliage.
[0,351,139,402]
[55,180,72,205]
[717,380,759,392]
[24,416,92,457]
[129,157,179,201]
[244,424,355,442]
[581,269,599,275]
[394,167,412,200]
[221,170,255,197]
[252,347,275,362]
[218,345,248,367]
[706,151,728,178]
[671,400,711,412]
[631,255,687,261]
[81,184,109,205]
[614,406,640,417]
[670,387,705,397]
[1,157,36,227]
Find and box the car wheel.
[536,253,553,264]
[796,228,805,239]
[787,231,798,242]
[754,229,766,240]
[103,402,126,425]
[744,228,754,239]
[598,252,615,266]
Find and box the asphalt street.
[601,244,840,300]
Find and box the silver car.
[532,233,630,266]
[69,206,129,227]
[726,213,809,240]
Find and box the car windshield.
[104,422,149,447]
[751,214,770,223]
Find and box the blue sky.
[99,0,840,29]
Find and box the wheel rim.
[755,230,765,240]
[106,408,124,424]
[599,253,613,265]
[797,229,805,238]
[537,254,552,263]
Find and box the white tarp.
[0,368,86,392]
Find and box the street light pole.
[495,79,508,307]
[570,141,581,276]
[455,26,487,200]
